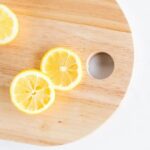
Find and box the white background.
[0,0,150,149]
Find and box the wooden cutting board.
[0,0,133,146]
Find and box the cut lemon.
[0,4,19,45]
[41,48,82,91]
[10,70,55,114]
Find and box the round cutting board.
[0,0,133,146]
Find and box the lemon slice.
[0,4,19,45]
[10,70,55,114]
[41,48,82,91]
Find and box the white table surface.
[1,0,150,149]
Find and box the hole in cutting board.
[87,52,114,79]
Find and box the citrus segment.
[41,48,82,91]
[10,70,55,114]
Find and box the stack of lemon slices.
[0,4,82,114]
[10,48,82,114]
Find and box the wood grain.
[0,0,133,146]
